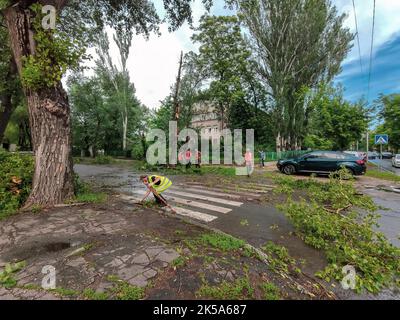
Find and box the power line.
[367,0,376,102]
[352,0,363,75]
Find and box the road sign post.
[375,134,389,145]
[366,132,369,163]
[375,134,389,161]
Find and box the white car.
[392,154,400,168]
[344,151,366,160]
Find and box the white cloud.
[105,0,212,109]
[334,0,400,64]
[126,25,194,109]
[76,0,399,110]
[108,0,232,109]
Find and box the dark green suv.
[277,151,367,176]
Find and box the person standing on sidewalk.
[195,149,202,169]
[245,149,253,177]
[259,150,266,168]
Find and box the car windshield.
[396,155,400,160]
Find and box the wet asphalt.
[371,159,400,176]
[75,164,400,300]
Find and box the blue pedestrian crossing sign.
[375,134,389,145]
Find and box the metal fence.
[263,150,309,161]
[73,149,309,162]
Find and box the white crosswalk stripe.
[164,190,243,207]
[178,185,259,197]
[118,193,219,222]
[131,190,232,214]
[168,207,217,222]
[185,182,271,194]
[175,187,243,199]
[120,182,273,224]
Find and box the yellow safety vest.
[149,175,172,194]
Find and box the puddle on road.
[1,241,74,262]
[44,242,71,253]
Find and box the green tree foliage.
[4,103,31,150]
[181,15,273,147]
[68,71,146,158]
[377,94,400,153]
[0,151,34,219]
[69,75,107,157]
[0,0,213,207]
[230,0,353,151]
[0,2,22,144]
[304,86,369,151]
[190,15,254,129]
[21,3,88,90]
[150,98,174,131]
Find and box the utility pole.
[173,51,184,125]
[366,131,369,163]
[170,51,184,168]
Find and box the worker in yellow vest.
[139,175,173,206]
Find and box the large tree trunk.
[4,4,74,207]
[122,110,128,151]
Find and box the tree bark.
[4,4,74,207]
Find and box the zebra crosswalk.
[119,182,274,224]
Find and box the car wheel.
[283,164,296,175]
[344,167,355,178]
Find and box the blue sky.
[100,0,400,109]
[336,31,400,103]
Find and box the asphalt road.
[370,159,400,176]
[75,163,400,299]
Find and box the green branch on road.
[273,171,400,294]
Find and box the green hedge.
[0,152,34,219]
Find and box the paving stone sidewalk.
[0,200,182,300]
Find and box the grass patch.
[51,287,80,297]
[82,288,109,300]
[141,164,236,177]
[365,169,400,182]
[70,175,107,204]
[75,192,107,204]
[184,233,255,259]
[196,277,254,300]
[261,242,300,275]
[74,156,116,165]
[274,169,400,294]
[172,256,186,269]
[260,282,280,300]
[0,261,26,289]
[202,166,236,177]
[107,275,145,300]
[199,233,246,252]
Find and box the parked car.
[368,151,379,160]
[380,152,393,159]
[277,151,367,176]
[344,151,367,161]
[392,154,400,168]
